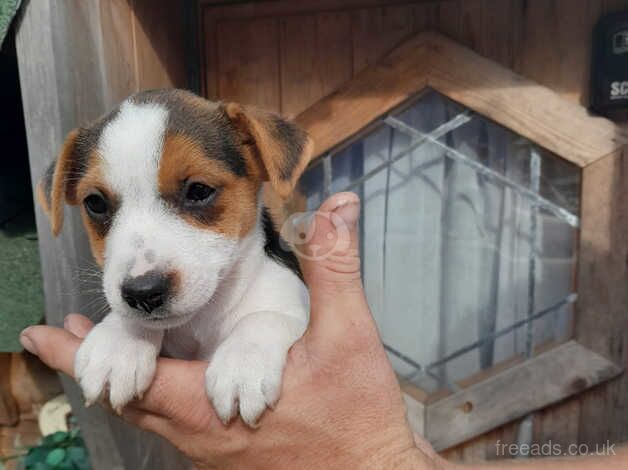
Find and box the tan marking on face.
[75,151,118,265]
[41,129,80,236]
[158,133,262,239]
[36,179,51,216]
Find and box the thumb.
[295,192,371,333]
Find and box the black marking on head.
[84,193,118,239]
[131,89,247,177]
[65,108,120,201]
[269,115,309,181]
[262,207,303,281]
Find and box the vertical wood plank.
[441,420,521,461]
[412,1,439,32]
[16,1,189,468]
[351,5,416,74]
[194,0,628,458]
[602,0,628,12]
[473,0,519,68]
[434,0,463,42]
[99,0,137,102]
[202,6,221,99]
[433,0,518,69]
[131,0,187,90]
[513,0,602,106]
[17,3,125,466]
[216,18,281,112]
[533,400,581,449]
[280,12,352,117]
[576,148,628,447]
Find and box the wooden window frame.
[291,32,626,450]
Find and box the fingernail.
[332,200,360,229]
[20,329,38,355]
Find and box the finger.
[301,192,362,297]
[299,193,374,337]
[131,358,215,426]
[121,407,179,441]
[20,325,81,378]
[63,313,94,338]
[21,324,213,425]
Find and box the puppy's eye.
[84,194,108,216]
[184,182,216,205]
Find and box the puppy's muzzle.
[121,271,170,314]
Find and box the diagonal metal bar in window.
[525,148,542,360]
[342,112,473,192]
[382,293,577,388]
[426,293,578,373]
[384,116,580,228]
[384,343,461,392]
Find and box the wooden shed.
[9,0,628,468]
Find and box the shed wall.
[199,0,628,461]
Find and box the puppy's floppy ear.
[36,129,81,236]
[224,103,313,198]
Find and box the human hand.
[20,192,445,469]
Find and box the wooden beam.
[16,3,126,465]
[422,341,622,451]
[425,32,627,168]
[295,32,628,167]
[403,393,425,437]
[15,1,189,468]
[295,35,429,158]
[576,147,628,446]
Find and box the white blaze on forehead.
[98,101,169,199]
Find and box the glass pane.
[298,89,580,395]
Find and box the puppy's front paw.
[74,320,160,412]
[205,340,285,426]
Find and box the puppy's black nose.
[121,271,169,314]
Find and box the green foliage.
[17,429,91,470]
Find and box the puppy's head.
[37,89,312,328]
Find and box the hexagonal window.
[286,33,623,450]
[300,88,580,395]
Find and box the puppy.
[37,89,311,425]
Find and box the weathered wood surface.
[14,0,628,465]
[16,1,188,468]
[295,36,429,160]
[215,17,281,113]
[199,0,628,460]
[577,147,628,449]
[424,341,621,451]
[201,0,628,131]
[294,32,628,166]
[404,394,425,437]
[426,32,628,167]
[279,11,353,117]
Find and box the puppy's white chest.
[162,256,309,361]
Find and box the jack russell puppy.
[37,89,311,426]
